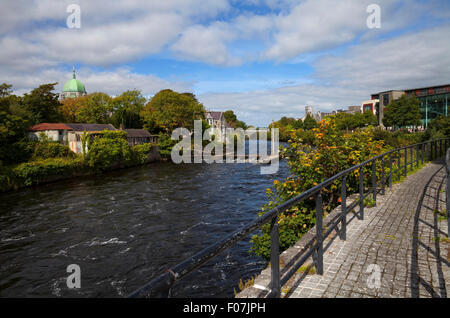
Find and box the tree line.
[0,83,247,166]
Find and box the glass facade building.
[372,84,450,128]
[404,85,450,127]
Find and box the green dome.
[63,68,86,93]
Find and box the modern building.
[61,67,87,101]
[361,99,379,115]
[371,84,450,127]
[370,90,405,126]
[404,85,450,127]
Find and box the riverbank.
[0,145,162,193]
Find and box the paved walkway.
[287,160,449,298]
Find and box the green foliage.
[141,89,205,134]
[382,95,421,129]
[110,90,146,128]
[30,137,75,160]
[423,115,450,141]
[303,114,318,130]
[22,83,62,124]
[87,130,134,171]
[224,110,248,130]
[0,84,30,165]
[132,143,154,164]
[251,119,388,260]
[331,111,378,131]
[372,127,425,148]
[156,132,178,157]
[269,117,304,142]
[11,157,86,187]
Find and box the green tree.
[0,84,30,165]
[111,90,146,128]
[223,110,248,129]
[22,83,62,124]
[303,114,318,130]
[80,92,113,124]
[423,115,450,140]
[382,95,421,129]
[87,130,133,171]
[140,89,205,134]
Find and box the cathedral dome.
[62,67,86,93]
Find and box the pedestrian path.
[287,160,449,298]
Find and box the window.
[383,94,389,106]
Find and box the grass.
[296,263,317,275]
[434,209,448,222]
[233,276,256,296]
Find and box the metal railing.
[129,138,450,298]
[446,148,450,237]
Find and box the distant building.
[205,111,232,142]
[123,129,158,146]
[61,67,87,101]
[361,99,379,115]
[301,106,321,121]
[371,84,450,127]
[347,106,362,114]
[29,123,116,154]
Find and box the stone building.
[28,123,116,154]
[205,111,232,142]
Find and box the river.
[0,143,290,297]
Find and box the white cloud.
[198,23,450,127]
[7,67,193,98]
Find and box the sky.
[1,0,449,127]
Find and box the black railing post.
[416,144,419,168]
[359,166,364,220]
[430,142,432,161]
[410,146,413,170]
[431,140,437,160]
[381,157,385,195]
[270,215,280,298]
[340,176,347,241]
[372,160,377,203]
[389,153,393,188]
[404,148,408,178]
[315,193,324,275]
[397,151,401,181]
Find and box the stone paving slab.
[237,161,449,298]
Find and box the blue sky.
[1,0,449,126]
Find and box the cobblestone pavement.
[288,161,449,298]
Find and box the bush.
[11,157,86,187]
[87,130,134,171]
[132,143,153,165]
[423,115,450,141]
[251,120,388,260]
[157,132,177,158]
[30,140,75,160]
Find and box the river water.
[0,144,290,297]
